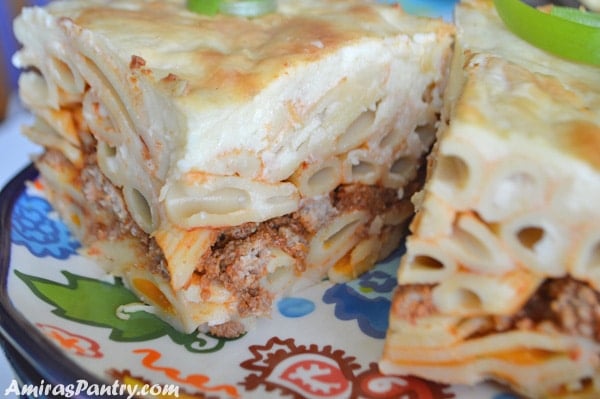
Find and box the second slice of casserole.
[380,0,600,397]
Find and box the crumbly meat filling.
[489,278,600,341]
[198,183,406,321]
[393,278,600,342]
[390,283,437,324]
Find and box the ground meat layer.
[198,183,407,326]
[495,278,600,341]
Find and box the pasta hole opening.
[453,288,482,312]
[97,141,122,181]
[415,122,437,147]
[351,161,376,179]
[390,156,415,176]
[516,226,545,251]
[98,141,117,158]
[412,255,444,270]
[124,187,154,233]
[23,65,43,78]
[437,154,469,190]
[337,110,375,151]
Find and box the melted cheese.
[30,0,453,184]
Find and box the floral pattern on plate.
[11,187,79,259]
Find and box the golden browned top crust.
[49,0,451,104]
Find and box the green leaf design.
[15,270,234,352]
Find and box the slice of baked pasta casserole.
[13,0,454,337]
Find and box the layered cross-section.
[13,0,454,336]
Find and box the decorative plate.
[0,164,523,399]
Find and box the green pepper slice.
[187,0,221,16]
[493,0,600,65]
